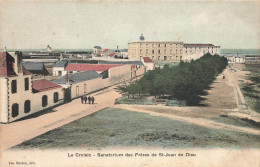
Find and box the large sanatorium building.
[0,51,145,123]
[128,34,220,62]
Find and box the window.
[158,50,160,54]
[170,49,172,54]
[12,103,19,117]
[140,49,142,54]
[158,44,160,47]
[58,71,62,76]
[76,86,79,96]
[24,78,29,91]
[176,50,178,54]
[146,49,148,54]
[24,100,30,113]
[146,44,148,48]
[11,80,17,94]
[164,44,167,47]
[164,56,167,61]
[84,84,87,93]
[54,92,59,103]
[42,95,48,107]
[158,56,160,60]
[152,56,154,60]
[164,49,166,53]
[152,44,155,48]
[152,50,154,54]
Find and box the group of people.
[81,95,95,104]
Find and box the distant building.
[98,60,144,67]
[128,34,220,62]
[93,46,102,56]
[141,57,154,71]
[225,55,245,64]
[53,60,68,76]
[46,45,52,52]
[120,49,128,58]
[64,64,124,74]
[128,34,183,62]
[108,52,117,58]
[101,49,112,57]
[245,55,260,64]
[23,62,49,75]
[182,44,220,61]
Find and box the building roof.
[23,62,44,71]
[64,64,123,72]
[94,46,102,49]
[103,49,109,52]
[23,67,32,75]
[53,70,102,85]
[0,52,31,77]
[98,60,144,66]
[183,44,219,47]
[121,49,128,52]
[129,41,183,44]
[143,57,153,63]
[53,60,68,67]
[32,79,61,93]
[109,52,116,57]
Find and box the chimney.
[66,73,69,84]
[11,51,23,74]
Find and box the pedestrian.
[88,96,91,104]
[80,96,84,104]
[91,96,95,104]
[84,95,87,104]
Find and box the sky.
[0,1,260,50]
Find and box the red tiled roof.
[183,44,216,47]
[143,57,153,63]
[103,49,109,52]
[32,79,61,93]
[23,67,32,75]
[109,52,116,57]
[65,64,123,72]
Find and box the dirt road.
[115,67,260,135]
[0,85,121,151]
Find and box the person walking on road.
[88,96,91,104]
[84,95,87,104]
[91,96,95,104]
[80,96,84,104]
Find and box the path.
[114,104,260,135]
[0,85,121,151]
[114,67,260,135]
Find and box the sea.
[220,49,260,56]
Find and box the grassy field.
[241,64,260,113]
[13,108,260,149]
[115,96,156,105]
